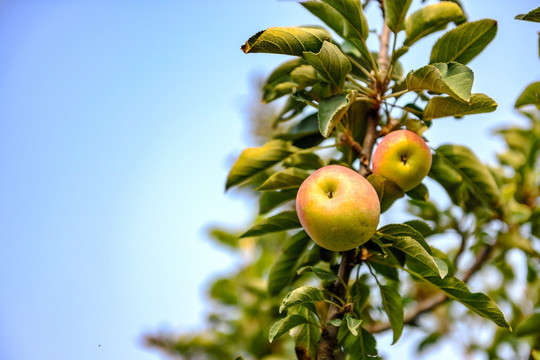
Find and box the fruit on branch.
[372,129,432,191]
[295,165,380,251]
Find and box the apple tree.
[146,2,540,359]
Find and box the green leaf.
[241,211,301,238]
[515,312,540,336]
[266,59,306,85]
[379,285,404,344]
[208,228,239,249]
[403,219,433,237]
[351,278,371,315]
[303,41,351,89]
[392,236,446,278]
[259,188,298,215]
[269,314,310,342]
[283,152,325,170]
[268,231,311,295]
[318,91,356,137]
[514,81,540,109]
[293,308,320,359]
[430,19,497,65]
[378,223,432,254]
[404,2,465,46]
[256,168,311,191]
[406,62,473,102]
[263,59,305,102]
[515,7,540,23]
[419,275,511,329]
[225,140,295,190]
[341,327,379,359]
[302,0,370,59]
[322,0,369,39]
[241,26,332,56]
[290,65,320,87]
[298,266,339,281]
[405,183,429,202]
[429,145,501,210]
[385,0,413,33]
[345,314,363,336]
[280,285,324,313]
[367,173,405,212]
[274,113,322,147]
[423,93,497,120]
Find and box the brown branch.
[366,244,495,334]
[338,132,363,160]
[315,14,393,359]
[317,250,357,360]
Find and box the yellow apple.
[295,165,380,251]
[372,129,432,191]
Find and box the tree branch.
[367,244,495,334]
[316,250,357,360]
[315,14,393,359]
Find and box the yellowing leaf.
[406,62,473,102]
[241,26,332,56]
[404,2,465,46]
[423,93,497,120]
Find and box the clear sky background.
[0,1,538,360]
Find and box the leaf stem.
[382,89,409,100]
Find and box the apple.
[371,129,432,191]
[295,165,380,251]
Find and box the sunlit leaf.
[290,65,320,87]
[406,62,473,102]
[263,58,305,102]
[392,236,446,278]
[345,314,363,336]
[418,275,511,329]
[404,2,466,46]
[385,0,413,33]
[378,223,432,254]
[256,168,311,191]
[283,152,325,170]
[241,26,332,56]
[280,285,324,313]
[241,211,301,238]
[367,173,405,212]
[303,41,351,89]
[423,93,497,120]
[293,307,320,359]
[318,91,357,137]
[514,81,540,109]
[269,314,309,342]
[430,19,497,64]
[298,266,338,281]
[405,183,429,202]
[429,144,501,210]
[515,7,540,23]
[403,219,432,237]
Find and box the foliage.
[145,1,540,359]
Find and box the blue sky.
[0,1,538,360]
